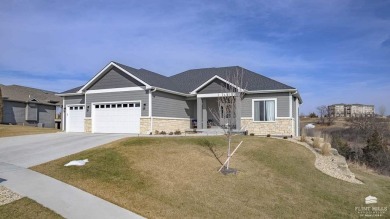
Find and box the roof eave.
[55,93,82,97]
[246,89,297,94]
[152,87,193,97]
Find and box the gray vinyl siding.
[64,95,85,105]
[86,90,149,117]
[198,79,230,94]
[2,100,55,127]
[38,105,56,128]
[206,98,219,120]
[292,97,297,120]
[2,101,26,124]
[25,103,38,121]
[241,93,290,118]
[88,67,144,90]
[152,91,192,118]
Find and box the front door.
[219,103,235,129]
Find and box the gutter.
[55,93,83,97]
[245,89,297,94]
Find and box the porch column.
[202,99,208,129]
[197,97,202,129]
[235,96,241,130]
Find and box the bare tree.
[317,105,327,124]
[209,68,247,172]
[325,106,335,125]
[378,105,386,117]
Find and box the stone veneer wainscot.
[140,117,190,134]
[241,118,294,136]
[84,118,92,133]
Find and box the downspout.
[149,87,157,134]
[62,98,65,131]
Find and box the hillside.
[32,136,390,218]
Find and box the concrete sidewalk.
[0,161,144,219]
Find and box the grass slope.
[0,197,63,219]
[0,125,57,138]
[32,137,390,218]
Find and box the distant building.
[0,84,62,128]
[328,104,374,117]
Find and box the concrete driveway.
[0,132,144,219]
[0,132,132,168]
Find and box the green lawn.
[32,136,390,218]
[0,124,58,138]
[0,198,62,219]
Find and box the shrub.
[283,136,288,139]
[323,133,332,144]
[300,128,307,142]
[250,133,255,136]
[174,130,181,135]
[154,130,159,135]
[169,132,173,135]
[267,134,271,137]
[160,131,166,135]
[313,137,321,148]
[321,143,332,156]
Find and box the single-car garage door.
[66,105,85,132]
[92,102,141,133]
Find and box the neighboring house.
[0,84,62,128]
[328,103,374,117]
[58,62,302,136]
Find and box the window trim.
[252,98,277,123]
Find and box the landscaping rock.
[330,148,339,156]
[0,186,23,206]
[289,138,363,184]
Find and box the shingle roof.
[60,86,83,94]
[114,62,182,92]
[61,62,296,95]
[0,84,62,105]
[169,66,295,93]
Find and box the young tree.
[209,68,246,172]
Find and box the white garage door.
[92,102,141,133]
[66,105,85,132]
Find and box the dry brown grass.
[32,136,390,218]
[300,128,307,142]
[0,125,58,138]
[313,137,321,148]
[0,197,63,218]
[321,143,332,156]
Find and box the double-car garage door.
[66,101,141,133]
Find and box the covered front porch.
[194,95,242,131]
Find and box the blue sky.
[1,0,389,115]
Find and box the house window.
[253,99,276,121]
[135,103,140,107]
[95,105,99,109]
